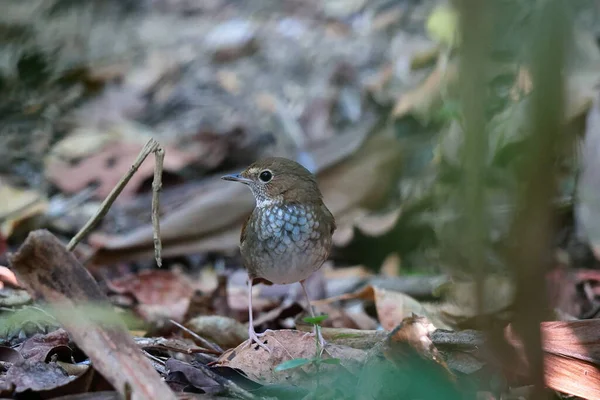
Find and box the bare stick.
[10,231,177,400]
[152,147,164,267]
[169,319,223,353]
[67,138,160,252]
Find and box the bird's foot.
[248,327,271,353]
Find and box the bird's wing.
[322,203,336,235]
[240,213,251,246]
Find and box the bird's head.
[221,157,322,207]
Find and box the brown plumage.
[222,157,335,352]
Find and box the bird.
[222,157,336,352]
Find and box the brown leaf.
[384,315,453,379]
[107,270,195,322]
[9,230,177,400]
[18,328,72,363]
[90,126,401,264]
[315,284,450,331]
[0,179,47,239]
[373,287,450,331]
[0,346,24,363]
[46,140,195,201]
[165,359,221,394]
[6,360,75,393]
[215,330,366,385]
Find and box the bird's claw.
[248,329,271,353]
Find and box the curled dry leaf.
[165,359,221,394]
[333,207,402,247]
[18,328,72,363]
[384,315,454,381]
[0,179,47,239]
[373,287,450,331]
[315,285,451,330]
[215,330,367,385]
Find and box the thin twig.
[152,147,165,267]
[67,138,160,252]
[169,319,223,353]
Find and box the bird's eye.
[259,170,273,183]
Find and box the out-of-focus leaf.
[320,358,341,365]
[216,330,366,385]
[0,179,47,239]
[392,61,458,122]
[185,316,246,350]
[90,129,401,264]
[165,358,221,394]
[106,270,195,323]
[19,328,72,363]
[274,358,311,372]
[426,4,459,48]
[302,315,328,325]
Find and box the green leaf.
[274,358,312,372]
[320,358,341,365]
[302,315,329,325]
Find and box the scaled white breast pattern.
[242,204,330,284]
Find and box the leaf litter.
[1,0,600,399]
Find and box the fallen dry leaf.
[373,287,451,331]
[333,207,402,247]
[0,179,47,239]
[106,270,195,322]
[215,330,366,385]
[18,328,72,363]
[6,360,76,394]
[9,230,177,400]
[384,315,453,380]
[315,285,451,330]
[90,127,401,263]
[165,359,221,394]
[46,139,194,202]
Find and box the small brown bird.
[222,157,336,352]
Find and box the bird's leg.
[300,280,326,350]
[247,278,271,353]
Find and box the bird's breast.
[241,203,332,284]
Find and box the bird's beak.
[221,173,253,184]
